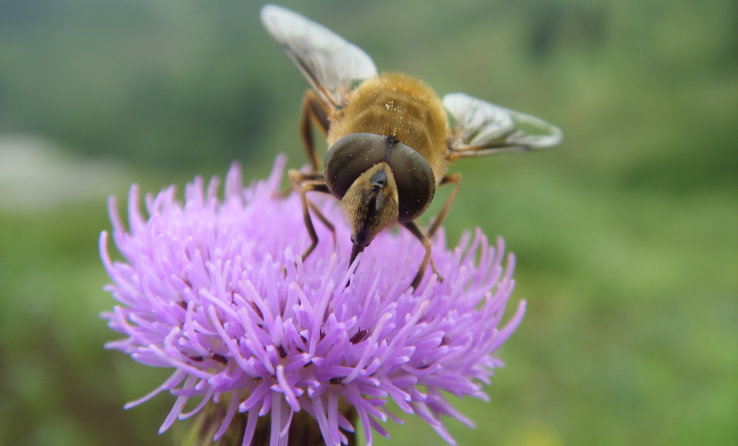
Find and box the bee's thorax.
[327,73,450,183]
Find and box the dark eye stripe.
[325,133,436,221]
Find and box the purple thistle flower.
[101,156,525,446]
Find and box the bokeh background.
[0,0,735,445]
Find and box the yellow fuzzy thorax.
[327,73,450,183]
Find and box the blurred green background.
[1,0,735,445]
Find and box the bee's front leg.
[402,221,443,290]
[427,173,462,238]
[289,170,336,261]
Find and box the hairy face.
[341,162,399,251]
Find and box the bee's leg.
[427,173,462,238]
[299,90,331,173]
[275,172,323,199]
[289,170,335,261]
[401,174,462,288]
[307,200,336,249]
[402,221,441,289]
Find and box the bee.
[261,4,562,289]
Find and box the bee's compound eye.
[387,143,436,221]
[324,133,387,198]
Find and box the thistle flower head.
[101,157,525,446]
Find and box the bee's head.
[341,162,399,265]
[324,132,436,265]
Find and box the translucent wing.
[444,93,562,156]
[260,4,377,108]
